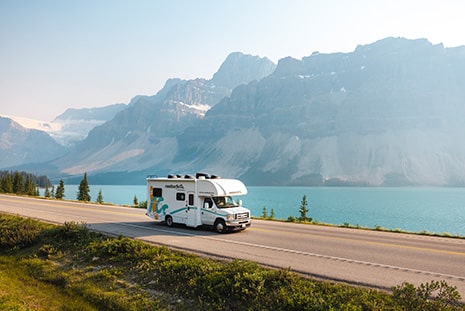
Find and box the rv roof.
[146,176,247,196]
[146,173,222,181]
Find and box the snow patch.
[169,100,211,117]
[1,114,62,132]
[1,114,107,146]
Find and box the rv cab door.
[200,197,215,226]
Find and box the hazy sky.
[1,0,464,121]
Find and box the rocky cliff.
[13,38,465,186]
[176,38,465,186]
[54,52,276,178]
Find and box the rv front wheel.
[165,216,173,227]
[214,219,226,233]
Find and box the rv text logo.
[165,184,185,191]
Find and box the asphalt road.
[1,194,465,297]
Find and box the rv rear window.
[153,188,162,197]
[176,193,185,201]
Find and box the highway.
[1,194,465,297]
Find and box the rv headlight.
[226,214,234,221]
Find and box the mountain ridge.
[4,39,465,186]
[169,37,465,186]
[0,116,68,169]
[53,52,276,177]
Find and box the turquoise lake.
[60,185,465,236]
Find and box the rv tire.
[214,219,227,233]
[165,215,173,227]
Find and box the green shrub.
[87,235,157,263]
[0,214,44,250]
[392,281,463,310]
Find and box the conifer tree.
[25,175,37,196]
[298,195,311,222]
[13,171,23,194]
[3,174,13,193]
[77,173,91,201]
[96,189,104,204]
[55,180,65,199]
[133,195,138,206]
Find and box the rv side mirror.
[204,202,209,209]
[238,200,242,207]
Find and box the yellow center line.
[248,226,465,257]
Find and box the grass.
[1,213,464,310]
[0,256,95,311]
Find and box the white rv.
[146,173,252,233]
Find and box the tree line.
[43,173,90,202]
[1,170,141,207]
[0,170,51,196]
[0,170,93,204]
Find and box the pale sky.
[1,0,464,121]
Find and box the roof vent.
[196,172,210,179]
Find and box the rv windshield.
[212,196,238,208]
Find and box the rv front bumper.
[226,220,251,231]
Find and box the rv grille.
[235,212,249,220]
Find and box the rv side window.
[176,193,185,201]
[153,188,162,197]
[188,194,194,205]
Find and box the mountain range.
[3,38,465,186]
[0,116,67,168]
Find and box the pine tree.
[298,195,310,222]
[3,174,13,193]
[261,207,268,219]
[96,189,104,204]
[270,208,275,220]
[13,171,23,194]
[55,180,65,199]
[77,173,91,201]
[24,175,37,196]
[133,195,138,207]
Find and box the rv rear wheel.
[214,219,226,233]
[165,215,173,227]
